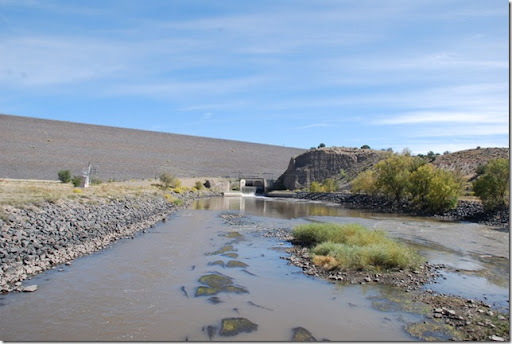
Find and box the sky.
[0,0,509,154]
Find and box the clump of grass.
[163,193,183,206]
[194,181,204,190]
[292,223,422,271]
[90,177,102,185]
[159,173,181,189]
[71,176,82,187]
[312,255,339,271]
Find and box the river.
[0,197,508,341]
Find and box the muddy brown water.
[0,197,508,341]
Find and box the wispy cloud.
[409,125,509,138]
[293,123,332,130]
[0,1,507,153]
[0,36,127,86]
[108,76,269,98]
[375,111,507,125]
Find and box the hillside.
[433,147,509,180]
[275,146,509,191]
[0,114,306,181]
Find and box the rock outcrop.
[274,147,387,190]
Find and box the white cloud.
[410,124,509,138]
[0,36,128,86]
[0,34,225,87]
[108,76,269,98]
[293,123,332,130]
[375,111,507,125]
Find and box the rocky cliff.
[274,147,387,190]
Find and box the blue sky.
[0,0,509,154]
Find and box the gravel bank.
[0,191,218,293]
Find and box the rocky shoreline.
[283,245,509,341]
[292,192,509,229]
[283,245,445,291]
[261,227,510,341]
[261,226,509,341]
[0,191,218,293]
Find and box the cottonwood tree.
[373,154,415,203]
[409,164,463,213]
[473,158,510,210]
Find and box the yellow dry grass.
[0,179,148,206]
[312,255,339,271]
[0,176,228,212]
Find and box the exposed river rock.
[283,245,445,291]
[289,192,509,228]
[0,191,218,292]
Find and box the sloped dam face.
[0,197,508,341]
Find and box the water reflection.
[0,196,507,341]
[193,196,379,219]
[195,197,509,310]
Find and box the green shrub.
[473,158,510,210]
[292,223,383,247]
[71,176,82,187]
[476,164,487,176]
[408,164,462,213]
[295,223,422,271]
[159,173,181,189]
[195,181,204,190]
[292,223,335,246]
[361,145,371,149]
[374,154,415,202]
[309,181,324,193]
[322,178,338,192]
[424,168,463,213]
[351,170,378,196]
[58,170,72,183]
[351,154,459,213]
[90,177,102,185]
